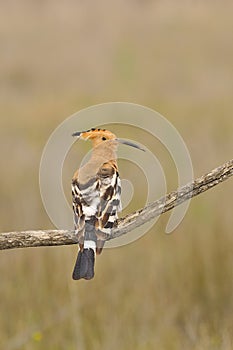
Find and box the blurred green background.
[0,1,233,349]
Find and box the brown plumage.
[71,128,144,280]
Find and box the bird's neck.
[77,143,118,184]
[91,142,117,163]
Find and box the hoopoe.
[71,128,144,280]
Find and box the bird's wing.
[72,173,102,245]
[96,162,122,237]
[71,178,86,244]
[72,162,121,253]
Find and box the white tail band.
[84,240,96,250]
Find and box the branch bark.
[0,159,232,250]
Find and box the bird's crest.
[72,127,145,152]
[73,128,116,140]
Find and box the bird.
[71,127,144,280]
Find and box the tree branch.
[0,159,232,250]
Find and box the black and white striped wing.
[71,179,86,244]
[96,169,122,237]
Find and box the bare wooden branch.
[0,159,232,250]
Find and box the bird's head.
[72,128,116,147]
[72,127,145,151]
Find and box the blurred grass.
[0,1,233,349]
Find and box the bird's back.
[72,160,121,241]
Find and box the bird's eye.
[102,137,107,141]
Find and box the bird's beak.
[117,138,145,152]
[72,131,82,137]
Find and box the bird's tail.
[72,241,96,280]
